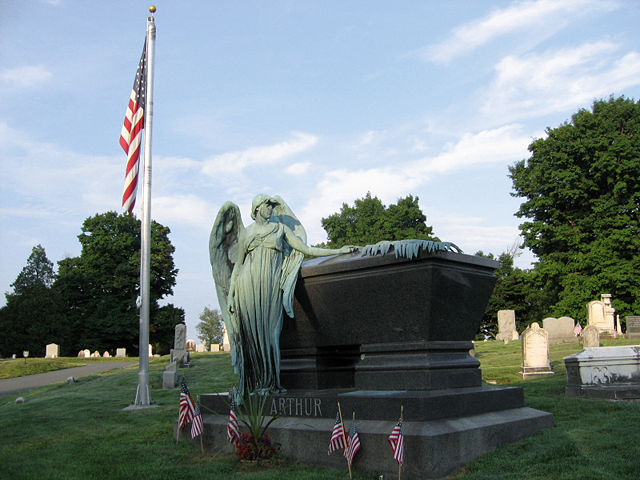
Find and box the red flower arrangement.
[235,432,277,461]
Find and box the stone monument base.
[197,387,553,479]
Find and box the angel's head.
[251,194,280,221]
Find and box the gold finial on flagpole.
[149,5,156,14]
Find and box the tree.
[509,96,640,322]
[321,193,436,247]
[196,306,224,347]
[476,249,547,337]
[54,211,179,354]
[0,245,59,357]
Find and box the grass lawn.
[0,356,131,379]
[1,340,639,480]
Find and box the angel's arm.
[283,226,358,257]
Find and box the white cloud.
[201,132,318,176]
[152,194,213,228]
[411,125,532,177]
[285,162,312,175]
[482,42,640,121]
[0,65,52,88]
[416,0,618,64]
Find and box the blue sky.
[2,0,640,339]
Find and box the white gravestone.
[186,339,195,352]
[92,350,100,358]
[587,294,615,334]
[564,345,640,398]
[103,351,110,358]
[582,325,600,348]
[496,310,518,342]
[222,324,231,352]
[210,344,220,352]
[148,344,153,357]
[542,317,578,344]
[83,349,91,358]
[45,343,59,359]
[115,348,126,358]
[520,323,554,378]
[195,343,206,353]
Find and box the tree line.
[0,212,184,357]
[4,97,639,354]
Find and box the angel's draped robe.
[232,222,286,396]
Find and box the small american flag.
[227,402,240,444]
[573,322,583,336]
[388,419,404,465]
[178,378,195,431]
[190,403,203,439]
[345,420,361,467]
[328,412,346,455]
[119,39,147,214]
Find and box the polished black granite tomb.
[280,249,498,391]
[199,249,553,478]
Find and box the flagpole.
[134,5,156,407]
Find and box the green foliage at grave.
[196,306,224,347]
[0,245,61,357]
[0,213,181,358]
[320,192,436,248]
[510,96,640,321]
[56,211,180,355]
[476,249,548,335]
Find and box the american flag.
[573,322,583,336]
[119,39,147,214]
[178,378,195,431]
[345,420,361,467]
[190,403,204,439]
[227,402,240,444]
[328,412,346,455]
[388,419,404,465]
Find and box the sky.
[2,0,640,340]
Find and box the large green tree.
[55,211,180,354]
[0,245,59,357]
[509,96,640,322]
[321,193,436,247]
[196,306,224,347]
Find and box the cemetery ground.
[1,341,639,480]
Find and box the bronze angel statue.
[210,194,357,402]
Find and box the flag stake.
[337,402,352,479]
[399,405,404,480]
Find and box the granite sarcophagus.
[279,249,499,391]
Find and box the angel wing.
[209,201,244,346]
[271,195,306,318]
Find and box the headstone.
[186,339,195,352]
[210,344,220,352]
[496,310,518,342]
[222,324,231,352]
[92,350,100,358]
[77,350,85,358]
[587,294,615,334]
[195,343,206,353]
[103,351,110,358]
[626,316,640,339]
[162,361,178,389]
[148,344,153,357]
[582,324,600,347]
[520,323,554,377]
[542,317,578,344]
[115,348,126,358]
[171,324,188,366]
[83,349,91,358]
[616,314,623,335]
[45,343,59,359]
[564,346,640,399]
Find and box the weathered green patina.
[210,195,355,403]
